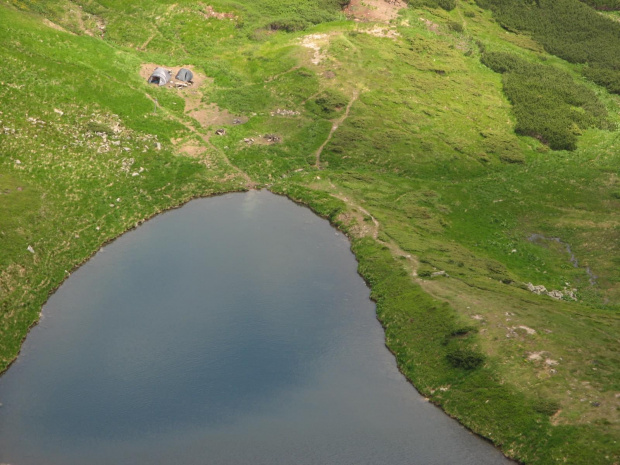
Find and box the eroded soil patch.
[344,0,406,22]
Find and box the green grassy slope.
[0,0,619,463]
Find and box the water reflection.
[0,191,513,465]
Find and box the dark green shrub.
[448,21,464,32]
[578,0,620,9]
[438,0,457,9]
[407,0,457,11]
[481,51,609,150]
[269,18,309,32]
[446,347,485,369]
[442,326,478,345]
[584,66,620,94]
[534,398,561,416]
[306,89,349,118]
[475,0,620,94]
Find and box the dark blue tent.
[175,68,194,82]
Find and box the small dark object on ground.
[215,129,226,136]
[264,134,281,143]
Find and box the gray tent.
[148,67,171,86]
[175,68,193,82]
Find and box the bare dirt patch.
[299,34,333,65]
[196,3,237,21]
[189,104,247,129]
[420,17,441,34]
[359,25,400,39]
[344,0,406,22]
[177,141,214,168]
[177,143,207,158]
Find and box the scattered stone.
[527,282,547,295]
[27,245,35,254]
[526,282,578,301]
[232,118,243,125]
[14,159,21,165]
[527,351,544,361]
[215,128,226,136]
[271,109,300,117]
[507,325,536,338]
[243,138,254,144]
[155,142,161,151]
[264,134,281,143]
[547,290,564,300]
[53,108,64,116]
[431,270,449,278]
[591,401,601,407]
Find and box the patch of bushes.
[447,21,464,33]
[475,0,620,94]
[268,18,309,32]
[306,89,349,118]
[578,0,620,10]
[534,397,561,416]
[442,326,478,345]
[446,347,486,369]
[407,0,457,11]
[584,66,620,94]
[481,51,609,150]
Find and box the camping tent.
[175,68,194,82]
[148,68,171,86]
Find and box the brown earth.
[189,104,247,129]
[344,0,407,22]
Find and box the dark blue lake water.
[0,191,512,464]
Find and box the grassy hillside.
[0,0,618,463]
